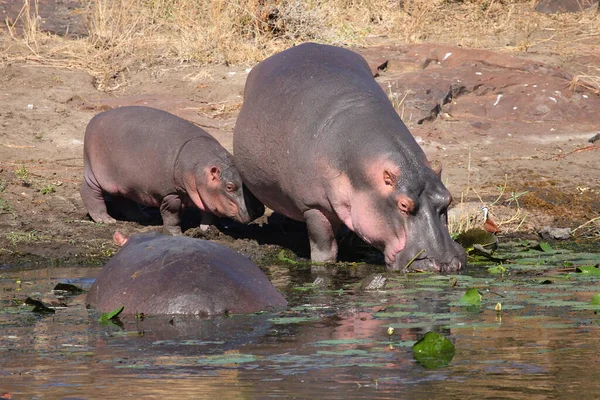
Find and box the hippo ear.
[210,166,221,182]
[383,170,397,187]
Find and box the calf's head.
[198,161,264,224]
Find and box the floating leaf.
[98,306,124,323]
[574,264,600,276]
[488,265,506,276]
[455,229,498,250]
[539,242,553,253]
[25,297,55,314]
[53,283,84,294]
[268,316,321,324]
[591,293,600,306]
[460,288,483,305]
[412,331,455,369]
[197,353,258,366]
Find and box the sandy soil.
[0,38,598,267]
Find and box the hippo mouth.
[391,248,463,272]
[408,254,463,272]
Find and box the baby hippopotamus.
[81,106,263,235]
[86,232,287,315]
[233,43,466,272]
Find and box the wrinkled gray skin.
[233,43,466,272]
[81,106,264,235]
[86,233,288,315]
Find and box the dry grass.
[1,0,599,90]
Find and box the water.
[1,242,599,399]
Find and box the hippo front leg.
[160,194,184,235]
[199,211,217,232]
[80,179,116,224]
[304,209,340,263]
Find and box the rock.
[538,226,572,240]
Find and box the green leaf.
[98,306,124,323]
[488,265,506,276]
[197,353,258,366]
[412,331,455,369]
[575,264,600,276]
[591,293,600,306]
[277,250,298,265]
[539,242,553,252]
[460,288,483,305]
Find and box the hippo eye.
[225,183,236,193]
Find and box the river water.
[1,241,600,399]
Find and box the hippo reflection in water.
[86,232,287,316]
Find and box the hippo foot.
[163,225,183,236]
[90,214,116,224]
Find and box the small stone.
[538,226,571,240]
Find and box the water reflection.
[2,262,600,398]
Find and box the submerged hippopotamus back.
[86,233,287,315]
[81,106,264,235]
[233,43,466,272]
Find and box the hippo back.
[86,233,287,315]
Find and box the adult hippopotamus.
[81,106,264,235]
[86,232,287,315]
[233,43,466,272]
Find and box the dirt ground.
[0,13,599,267]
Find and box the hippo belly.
[86,233,287,315]
[233,43,466,272]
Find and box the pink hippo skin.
[81,106,264,235]
[233,43,466,272]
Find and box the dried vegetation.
[1,0,599,91]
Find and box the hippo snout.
[394,241,466,273]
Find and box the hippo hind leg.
[304,209,340,263]
[160,194,184,235]
[80,179,116,224]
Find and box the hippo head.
[386,163,466,272]
[199,161,265,224]
[348,156,466,273]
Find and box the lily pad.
[575,264,600,276]
[460,288,483,305]
[268,316,321,325]
[538,242,554,253]
[412,331,455,369]
[25,297,55,314]
[488,265,507,276]
[197,353,258,365]
[98,306,124,323]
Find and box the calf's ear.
[383,169,397,187]
[209,166,221,182]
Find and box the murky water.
[1,241,599,399]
